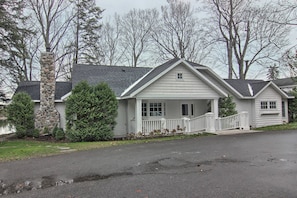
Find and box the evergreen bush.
[66,81,118,142]
[53,127,65,140]
[7,92,35,138]
[219,95,238,117]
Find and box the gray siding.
[113,100,128,137]
[137,65,220,99]
[254,86,283,128]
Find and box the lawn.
[0,134,207,162]
[255,122,297,131]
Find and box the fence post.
[240,111,249,130]
[218,117,222,131]
[205,113,215,132]
[182,117,191,133]
[161,118,166,133]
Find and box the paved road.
[1,130,297,198]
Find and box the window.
[142,103,147,116]
[150,102,163,116]
[182,104,188,116]
[177,73,183,80]
[261,101,268,109]
[269,101,276,109]
[261,101,277,110]
[181,103,194,116]
[282,101,286,117]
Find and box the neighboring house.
[273,77,297,93]
[15,58,292,137]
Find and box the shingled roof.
[273,77,297,87]
[72,64,152,97]
[224,79,268,97]
[15,81,72,101]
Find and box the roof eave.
[253,82,291,99]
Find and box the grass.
[255,122,297,131]
[0,134,209,162]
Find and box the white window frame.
[181,103,194,117]
[260,101,277,110]
[176,72,183,80]
[141,101,166,117]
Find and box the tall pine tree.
[72,0,103,64]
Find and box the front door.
[181,103,194,118]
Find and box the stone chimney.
[35,52,60,133]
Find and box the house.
[16,58,292,137]
[273,77,297,93]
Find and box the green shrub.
[219,95,238,117]
[65,81,118,142]
[53,127,65,140]
[27,129,40,138]
[7,92,35,138]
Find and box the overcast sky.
[96,0,197,18]
[95,0,297,79]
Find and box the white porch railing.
[189,114,206,132]
[142,118,186,135]
[141,111,249,135]
[215,112,249,131]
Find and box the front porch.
[128,98,220,135]
[126,98,250,136]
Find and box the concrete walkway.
[212,129,263,135]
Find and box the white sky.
[96,0,297,79]
[97,0,197,18]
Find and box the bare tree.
[152,0,211,63]
[100,14,126,66]
[203,0,290,79]
[272,1,297,26]
[120,8,158,67]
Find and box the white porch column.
[211,99,219,119]
[135,98,142,134]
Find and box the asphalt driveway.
[1,130,297,198]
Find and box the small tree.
[7,92,35,138]
[66,81,118,142]
[219,95,237,117]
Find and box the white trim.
[182,61,227,97]
[32,100,64,103]
[253,82,291,99]
[120,67,154,97]
[61,91,72,101]
[128,59,228,98]
[197,67,244,99]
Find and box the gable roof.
[121,58,227,98]
[15,81,72,101]
[224,79,291,98]
[273,77,297,87]
[72,64,152,97]
[224,79,267,97]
